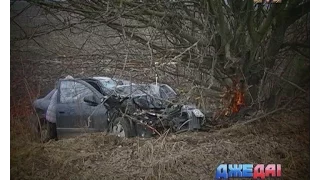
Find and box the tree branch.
[285,0,309,27]
[107,22,164,51]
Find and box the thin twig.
[267,71,307,93]
[241,107,285,125]
[21,57,43,141]
[239,95,294,125]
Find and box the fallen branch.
[123,114,162,136]
[241,107,285,125]
[267,71,307,93]
[218,95,296,133]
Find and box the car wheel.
[112,117,135,138]
[40,122,49,142]
[43,122,58,142]
[29,114,47,140]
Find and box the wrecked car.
[33,77,205,138]
[101,83,205,137]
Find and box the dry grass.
[11,110,309,180]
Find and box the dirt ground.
[10,110,309,180]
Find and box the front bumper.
[128,104,205,137]
[181,105,205,130]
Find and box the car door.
[56,79,103,130]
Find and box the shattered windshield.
[98,79,117,89]
[114,84,176,99]
[159,84,176,99]
[113,84,175,109]
[114,85,154,97]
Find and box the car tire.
[112,117,135,138]
[43,121,58,142]
[29,114,47,140]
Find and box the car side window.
[59,81,94,103]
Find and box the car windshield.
[159,84,177,99]
[114,85,150,96]
[114,84,177,99]
[98,79,117,89]
[111,84,176,109]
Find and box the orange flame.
[231,90,245,113]
[220,78,245,116]
[231,77,246,114]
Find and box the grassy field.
[11,110,309,180]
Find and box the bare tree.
[12,0,309,120]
